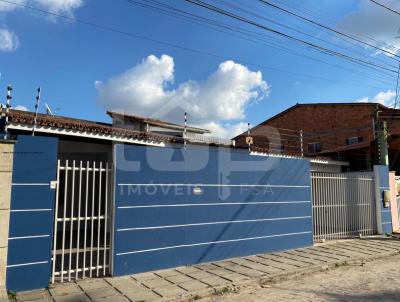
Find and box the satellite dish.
[44,102,54,116]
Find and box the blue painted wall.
[7,135,58,292]
[375,165,392,234]
[113,144,313,276]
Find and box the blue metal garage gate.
[113,144,314,276]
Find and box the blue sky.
[0,0,399,137]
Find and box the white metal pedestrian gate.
[51,160,112,283]
[311,172,377,241]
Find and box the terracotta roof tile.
[6,109,183,143]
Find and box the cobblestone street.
[12,239,400,302]
[203,252,400,302]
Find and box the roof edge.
[107,110,211,133]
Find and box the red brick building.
[235,103,400,172]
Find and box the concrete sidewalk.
[13,238,400,302]
[1,288,8,302]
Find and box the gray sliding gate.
[311,172,377,240]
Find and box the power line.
[215,0,398,67]
[123,0,395,85]
[272,0,400,55]
[369,0,400,16]
[0,0,392,90]
[258,0,400,60]
[148,0,373,64]
[211,0,398,82]
[183,0,399,74]
[366,0,400,107]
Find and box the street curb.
[166,248,400,302]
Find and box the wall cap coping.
[0,139,16,145]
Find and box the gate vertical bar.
[323,173,327,239]
[110,153,116,277]
[61,160,68,283]
[315,172,319,240]
[317,172,321,240]
[76,161,82,279]
[342,175,346,237]
[340,174,344,238]
[372,176,377,233]
[365,176,369,234]
[368,176,372,233]
[103,163,109,276]
[332,173,336,239]
[319,172,323,240]
[363,175,367,234]
[326,173,330,239]
[331,173,335,239]
[83,161,89,279]
[352,176,355,236]
[51,160,61,283]
[312,173,316,239]
[368,177,372,234]
[68,160,76,281]
[90,162,96,277]
[96,162,102,276]
[332,173,336,238]
[361,176,365,235]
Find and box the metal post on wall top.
[184,112,187,150]
[32,87,41,136]
[300,130,304,157]
[2,85,12,140]
[247,122,251,153]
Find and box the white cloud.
[0,0,83,14]
[0,28,19,51]
[0,1,23,12]
[356,89,396,107]
[0,0,83,51]
[96,55,174,112]
[33,0,83,15]
[96,54,269,138]
[339,0,400,55]
[13,105,28,111]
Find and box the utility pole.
[376,120,389,166]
